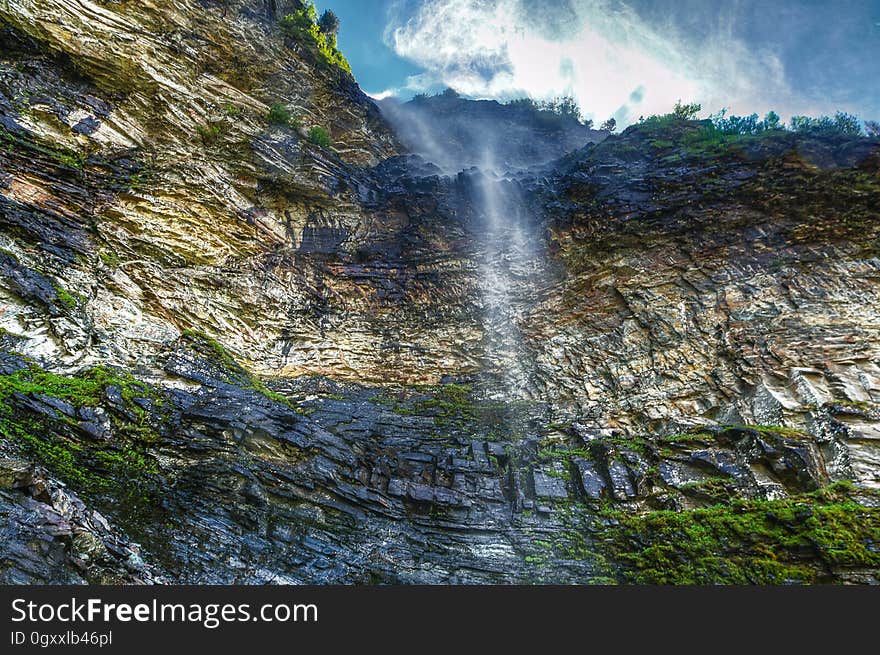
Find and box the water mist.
[378,97,554,399]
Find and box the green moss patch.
[599,482,880,584]
[0,123,86,169]
[266,103,300,129]
[52,284,82,311]
[373,382,540,441]
[196,122,225,144]
[0,364,164,494]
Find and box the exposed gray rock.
[0,460,160,584]
[573,458,607,500]
[0,0,877,586]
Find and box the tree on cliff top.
[279,2,351,74]
[318,10,340,36]
[600,117,617,133]
[671,100,701,120]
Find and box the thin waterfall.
[378,99,552,399]
[473,157,535,399]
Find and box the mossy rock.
[0,362,164,494]
[598,482,880,584]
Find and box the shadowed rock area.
[378,91,607,172]
[1,1,879,584]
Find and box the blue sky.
[321,0,880,125]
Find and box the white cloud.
[384,0,811,125]
[366,89,398,100]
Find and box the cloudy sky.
[326,0,880,126]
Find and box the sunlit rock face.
[0,0,401,378]
[1,1,879,584]
[526,131,880,430]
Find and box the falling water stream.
[378,100,554,401]
[472,158,540,399]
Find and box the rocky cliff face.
[1,1,878,584]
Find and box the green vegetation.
[826,399,876,411]
[128,173,145,190]
[180,329,300,412]
[279,3,352,74]
[0,364,163,493]
[538,447,592,460]
[735,424,808,439]
[222,103,242,118]
[521,506,617,583]
[664,425,806,442]
[660,431,713,444]
[376,382,532,438]
[545,466,573,481]
[390,382,473,419]
[196,122,225,144]
[600,117,617,133]
[98,250,121,268]
[598,435,655,457]
[600,482,879,584]
[670,100,702,120]
[2,416,88,486]
[317,9,339,36]
[634,105,871,161]
[506,95,592,127]
[636,101,753,157]
[412,88,460,103]
[181,329,240,370]
[1,123,86,168]
[711,108,782,135]
[266,106,329,148]
[126,165,156,192]
[540,434,656,460]
[682,126,743,155]
[52,149,87,169]
[0,364,164,433]
[638,101,868,147]
[266,103,300,129]
[307,125,332,148]
[53,284,80,311]
[647,108,784,156]
[410,90,593,127]
[639,100,702,128]
[678,477,739,504]
[790,111,863,136]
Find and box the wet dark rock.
[0,1,878,586]
[0,460,160,584]
[71,116,100,135]
[606,460,637,500]
[573,458,607,500]
[5,346,864,583]
[164,332,255,389]
[533,467,568,500]
[0,251,74,317]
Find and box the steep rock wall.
[1,1,879,584]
